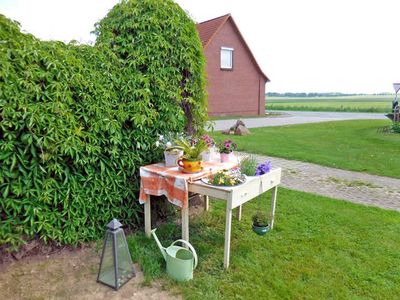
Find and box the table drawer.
[259,168,281,193]
[230,179,261,209]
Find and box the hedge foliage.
[0,0,207,250]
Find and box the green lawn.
[211,120,400,178]
[128,188,400,299]
[266,95,393,113]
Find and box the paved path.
[213,111,387,130]
[238,152,400,212]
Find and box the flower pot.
[201,147,215,162]
[252,224,270,236]
[177,159,202,173]
[164,149,183,167]
[220,152,234,163]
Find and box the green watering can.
[151,229,198,282]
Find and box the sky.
[1,0,400,93]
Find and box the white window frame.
[220,47,234,69]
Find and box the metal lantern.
[97,219,135,290]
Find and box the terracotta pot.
[177,159,202,173]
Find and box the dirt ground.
[0,245,181,300]
[0,196,208,299]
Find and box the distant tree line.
[266,92,393,97]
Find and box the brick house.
[196,14,269,116]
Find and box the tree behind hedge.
[94,0,207,134]
[0,0,207,250]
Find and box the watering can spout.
[151,228,167,261]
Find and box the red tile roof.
[196,14,269,81]
[196,14,231,48]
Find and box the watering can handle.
[172,239,198,269]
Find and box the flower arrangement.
[200,134,216,162]
[255,161,272,176]
[218,139,237,154]
[201,134,215,148]
[210,169,245,186]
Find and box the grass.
[266,95,393,113]
[128,188,400,299]
[211,119,400,178]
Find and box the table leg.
[236,205,242,221]
[204,195,209,211]
[224,204,233,269]
[270,186,278,230]
[182,204,189,242]
[144,195,151,237]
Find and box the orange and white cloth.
[139,161,236,208]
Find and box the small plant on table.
[239,155,258,176]
[156,133,184,167]
[175,137,208,173]
[218,139,237,162]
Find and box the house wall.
[204,19,266,116]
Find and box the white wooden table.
[144,168,281,269]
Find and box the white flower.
[158,135,164,141]
[155,141,160,147]
[166,142,172,148]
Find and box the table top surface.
[189,167,281,190]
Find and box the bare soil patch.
[0,245,180,300]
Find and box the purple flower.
[255,161,272,176]
[201,134,215,147]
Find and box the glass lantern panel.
[115,230,134,287]
[98,231,116,288]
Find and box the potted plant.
[200,134,216,162]
[239,155,258,176]
[218,139,237,163]
[252,212,270,236]
[175,138,208,173]
[156,133,184,167]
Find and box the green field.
[129,188,400,299]
[266,95,393,113]
[211,120,400,178]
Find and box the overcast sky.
[1,0,399,93]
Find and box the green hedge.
[0,0,207,250]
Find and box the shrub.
[0,0,207,250]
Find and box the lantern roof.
[107,218,123,230]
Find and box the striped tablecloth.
[139,161,236,208]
